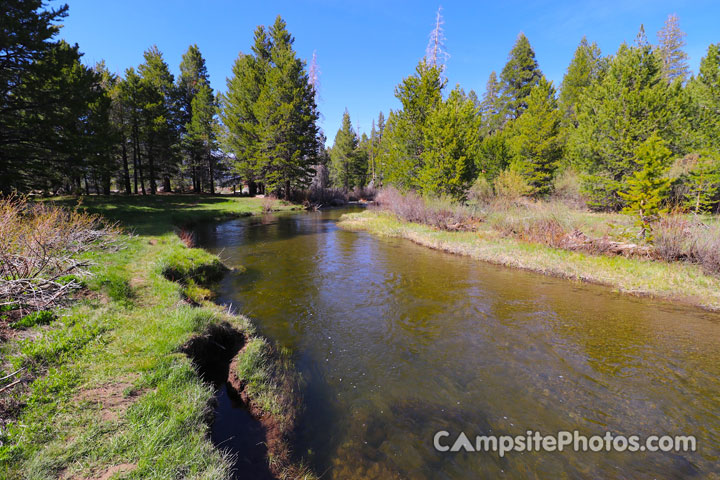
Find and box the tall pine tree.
[498,33,543,122]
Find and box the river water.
[195,208,720,479]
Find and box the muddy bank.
[181,320,313,480]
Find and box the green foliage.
[569,42,686,210]
[378,60,445,189]
[559,37,605,125]
[683,152,720,213]
[498,33,543,121]
[11,311,56,329]
[493,167,532,199]
[477,132,512,182]
[158,246,227,285]
[99,272,134,303]
[506,78,563,195]
[329,110,363,190]
[480,71,503,135]
[417,87,481,199]
[619,134,673,237]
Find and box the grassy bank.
[339,210,720,311]
[0,195,313,479]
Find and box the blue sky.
[59,0,718,144]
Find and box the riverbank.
[0,195,314,479]
[339,210,720,311]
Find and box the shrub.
[693,224,720,275]
[0,195,119,313]
[466,176,494,206]
[374,187,477,230]
[552,167,586,208]
[493,168,531,200]
[653,215,696,261]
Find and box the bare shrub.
[490,202,574,247]
[466,176,494,206]
[692,224,720,275]
[552,167,586,209]
[261,196,276,213]
[374,187,477,230]
[653,215,697,261]
[0,195,120,313]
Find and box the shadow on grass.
[46,194,264,236]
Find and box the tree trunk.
[84,174,90,196]
[121,137,131,194]
[207,150,215,194]
[163,175,171,193]
[147,144,157,195]
[285,180,291,200]
[249,180,257,196]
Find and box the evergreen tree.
[498,33,543,121]
[330,110,360,190]
[657,14,689,84]
[254,16,320,198]
[688,44,720,154]
[507,77,563,195]
[177,44,210,191]
[0,0,68,191]
[417,87,481,199]
[480,71,503,134]
[619,134,673,237]
[559,37,604,124]
[477,132,512,182]
[377,60,445,189]
[186,84,219,193]
[137,46,179,193]
[683,152,720,214]
[569,42,684,209]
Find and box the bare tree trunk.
[121,137,131,194]
[207,148,215,194]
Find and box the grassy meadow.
[0,195,313,480]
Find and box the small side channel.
[181,322,274,480]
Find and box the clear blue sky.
[58,0,718,145]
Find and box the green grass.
[339,210,720,311]
[0,194,313,480]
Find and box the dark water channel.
[196,208,720,479]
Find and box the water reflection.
[195,209,720,479]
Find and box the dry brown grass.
[0,195,120,314]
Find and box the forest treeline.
[1,1,322,198]
[2,1,719,217]
[329,13,720,218]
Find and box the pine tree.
[480,71,503,134]
[506,77,563,195]
[498,33,543,121]
[377,60,445,189]
[688,44,720,154]
[330,110,360,190]
[683,152,720,214]
[426,7,449,73]
[254,16,320,198]
[186,84,219,193]
[417,87,481,199]
[177,44,210,191]
[137,46,179,194]
[657,14,689,84]
[559,37,604,124]
[0,0,68,191]
[619,134,673,237]
[569,42,684,209]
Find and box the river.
[194,207,720,479]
